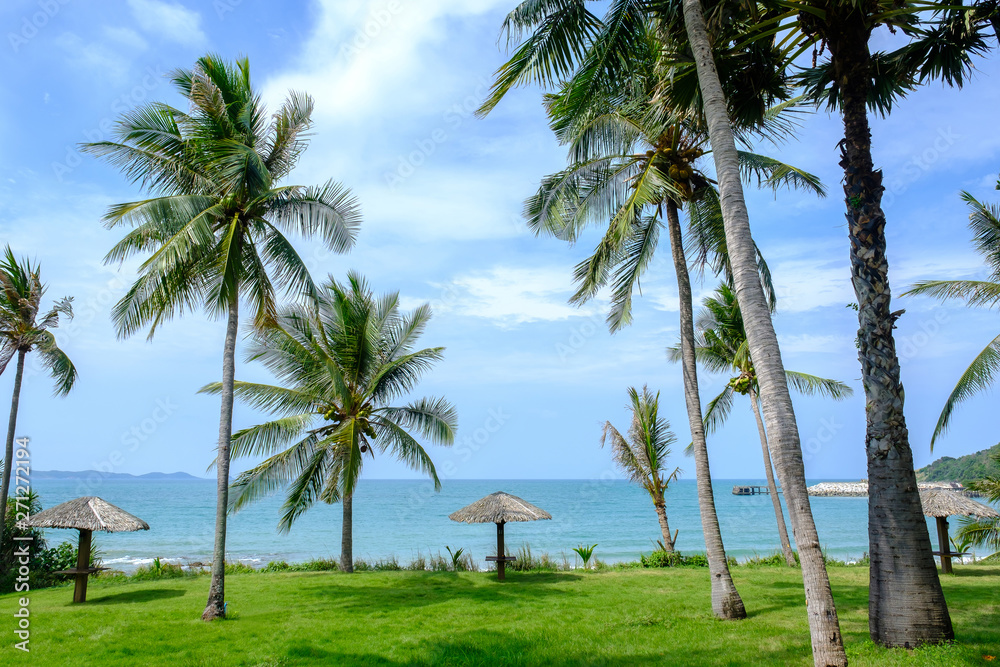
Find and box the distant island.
[916,443,1000,485]
[32,470,206,481]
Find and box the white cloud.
[103,26,148,51]
[54,33,131,82]
[778,333,852,355]
[433,265,600,326]
[127,0,204,46]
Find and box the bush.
[225,561,257,574]
[132,557,187,580]
[640,550,709,568]
[741,552,798,568]
[263,560,291,572]
[293,558,339,572]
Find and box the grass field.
[2,565,998,666]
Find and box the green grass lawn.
[2,566,998,666]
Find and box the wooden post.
[936,516,952,574]
[496,521,505,582]
[73,529,92,603]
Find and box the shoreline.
[807,480,983,497]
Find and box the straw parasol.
[449,491,551,581]
[20,497,149,602]
[919,488,999,574]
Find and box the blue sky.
[1,0,998,483]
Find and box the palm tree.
[729,1,996,646]
[83,55,361,619]
[644,1,853,662]
[202,273,457,572]
[671,283,853,566]
[956,452,1000,557]
[601,386,681,551]
[904,182,1000,447]
[480,1,821,621]
[0,247,76,549]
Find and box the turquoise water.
[26,478,944,572]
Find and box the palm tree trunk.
[653,499,675,552]
[830,25,953,647]
[749,387,795,566]
[0,349,26,549]
[341,492,354,573]
[202,293,239,621]
[665,199,745,619]
[680,1,846,662]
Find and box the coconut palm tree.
[904,183,1000,447]
[0,248,76,549]
[637,1,853,661]
[480,1,823,621]
[670,283,853,566]
[83,55,361,619]
[727,1,996,647]
[202,273,457,572]
[602,386,681,551]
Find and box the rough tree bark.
[828,19,952,647]
[202,293,239,621]
[665,199,746,619]
[680,1,847,663]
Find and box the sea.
[24,478,968,573]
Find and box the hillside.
[32,470,204,481]
[916,443,1000,484]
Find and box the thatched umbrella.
[20,496,149,602]
[449,491,551,581]
[919,488,999,574]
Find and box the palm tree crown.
[674,283,852,436]
[601,386,681,550]
[205,272,457,531]
[85,54,361,336]
[904,182,1000,448]
[0,247,76,390]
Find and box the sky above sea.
[1,1,999,482]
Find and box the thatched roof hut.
[19,496,149,602]
[21,496,150,532]
[448,491,552,524]
[919,488,999,519]
[918,488,998,574]
[449,492,551,581]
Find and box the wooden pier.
[732,485,779,496]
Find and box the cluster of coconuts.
[727,374,755,396]
[318,406,378,450]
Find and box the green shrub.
[263,560,291,572]
[293,558,339,572]
[225,561,257,574]
[640,550,710,568]
[133,557,187,580]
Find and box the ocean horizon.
[23,477,976,572]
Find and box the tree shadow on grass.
[281,629,819,666]
[87,588,187,605]
[297,571,583,612]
